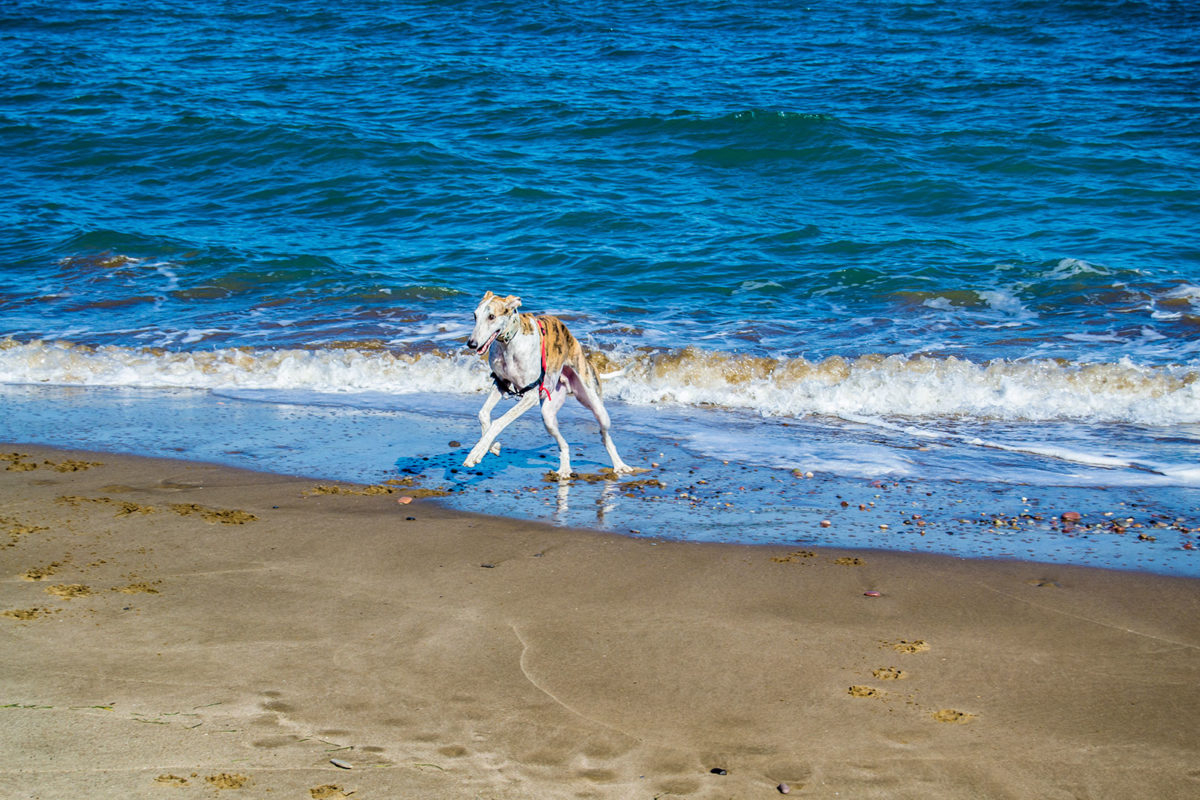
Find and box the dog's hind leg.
[540,384,573,479]
[464,391,538,468]
[566,367,633,475]
[596,407,634,475]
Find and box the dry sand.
[1,443,1198,799]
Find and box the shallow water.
[5,385,1198,577]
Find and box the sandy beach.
[2,443,1198,799]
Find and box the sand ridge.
[1,444,1199,798]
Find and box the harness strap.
[491,317,551,400]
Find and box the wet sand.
[2,443,1198,799]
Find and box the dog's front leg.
[464,391,539,468]
[477,386,503,456]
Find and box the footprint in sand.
[848,685,882,698]
[771,550,816,563]
[2,607,59,621]
[2,453,38,471]
[931,709,976,724]
[883,639,930,654]
[205,773,249,790]
[21,563,62,581]
[168,503,258,524]
[872,667,908,680]
[113,582,161,595]
[55,496,155,517]
[45,583,92,599]
[47,459,103,472]
[2,517,49,546]
[309,786,351,799]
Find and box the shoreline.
[4,436,1199,581]
[2,443,1199,798]
[5,384,1199,579]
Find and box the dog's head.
[467,290,522,355]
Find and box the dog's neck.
[497,313,524,344]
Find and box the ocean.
[3,0,1199,574]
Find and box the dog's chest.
[489,336,541,384]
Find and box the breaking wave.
[1,338,1197,426]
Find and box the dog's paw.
[611,462,639,475]
[489,442,502,456]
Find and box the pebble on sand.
[1061,511,1081,522]
[397,496,413,504]
[778,783,791,794]
[864,590,882,597]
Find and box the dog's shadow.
[395,446,599,488]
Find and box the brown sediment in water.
[306,483,451,498]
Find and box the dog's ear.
[502,295,522,311]
[481,290,495,301]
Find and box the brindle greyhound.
[464,291,634,479]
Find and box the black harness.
[492,367,545,398]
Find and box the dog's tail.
[596,365,629,380]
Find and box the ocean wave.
[602,348,1200,425]
[2,338,1197,426]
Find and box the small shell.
[397,496,413,505]
[330,758,352,770]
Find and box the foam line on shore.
[3,337,1198,425]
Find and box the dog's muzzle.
[470,330,499,355]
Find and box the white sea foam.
[1064,332,1126,344]
[1164,284,1200,301]
[732,279,784,294]
[601,348,1200,425]
[0,338,487,396]
[978,288,1032,318]
[1045,257,1110,280]
[152,262,181,292]
[2,338,1198,425]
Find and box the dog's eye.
[488,314,495,321]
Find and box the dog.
[464,291,634,479]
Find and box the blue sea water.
[3,0,1200,574]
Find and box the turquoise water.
[3,1,1199,572]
